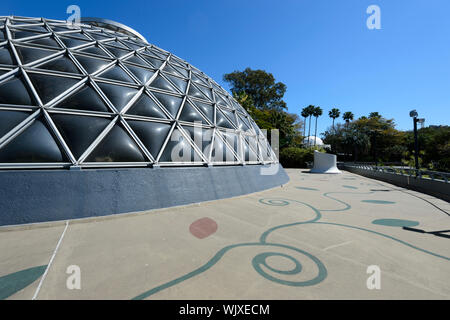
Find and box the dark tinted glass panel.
[125,64,155,84]
[171,64,189,77]
[11,30,42,39]
[86,124,146,162]
[192,101,214,123]
[128,120,171,159]
[215,92,228,106]
[37,55,81,74]
[196,84,213,101]
[59,36,90,48]
[179,102,207,124]
[55,84,110,112]
[79,45,109,58]
[74,54,111,74]
[105,40,129,50]
[0,110,30,139]
[16,46,56,64]
[27,36,60,48]
[220,108,237,127]
[149,75,177,92]
[163,64,181,77]
[152,92,183,118]
[191,73,208,86]
[159,128,201,162]
[51,113,111,159]
[0,116,66,163]
[210,134,236,162]
[125,54,149,67]
[28,73,79,104]
[216,109,234,129]
[0,47,16,65]
[97,82,138,112]
[142,56,164,69]
[0,75,36,106]
[188,83,206,99]
[165,74,188,94]
[126,94,167,119]
[98,65,134,83]
[182,125,213,157]
[104,46,130,59]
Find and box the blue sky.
[4,0,450,136]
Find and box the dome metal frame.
[0,16,278,170]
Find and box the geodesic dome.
[0,16,278,169]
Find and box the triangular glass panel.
[124,54,149,67]
[121,40,142,51]
[238,114,252,132]
[192,100,214,124]
[0,75,36,106]
[26,36,61,49]
[142,55,164,69]
[54,83,110,113]
[56,31,91,41]
[191,72,209,86]
[148,74,177,93]
[219,107,237,127]
[151,92,183,118]
[127,120,171,160]
[73,54,112,74]
[182,125,213,159]
[85,124,146,162]
[97,82,139,112]
[214,91,229,106]
[36,54,81,74]
[242,136,259,162]
[28,73,79,104]
[10,29,44,40]
[104,39,129,50]
[124,63,155,84]
[85,31,113,41]
[163,64,183,77]
[51,113,111,159]
[0,116,68,163]
[103,45,131,59]
[145,48,166,60]
[97,64,135,83]
[0,110,31,139]
[170,64,189,77]
[58,35,90,48]
[126,93,167,119]
[0,46,16,65]
[78,45,110,58]
[196,84,213,101]
[49,24,77,33]
[15,46,58,64]
[159,127,203,163]
[210,132,238,163]
[216,108,235,129]
[220,130,240,157]
[188,82,207,100]
[178,101,208,124]
[237,113,251,131]
[14,25,48,33]
[165,74,188,94]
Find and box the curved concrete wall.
[0,164,289,226]
[310,151,341,174]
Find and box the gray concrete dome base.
[0,164,289,226]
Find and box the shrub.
[279,147,315,168]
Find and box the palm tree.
[343,111,354,126]
[312,106,323,147]
[301,107,309,140]
[328,108,340,130]
[305,105,315,146]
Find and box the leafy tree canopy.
[224,68,287,111]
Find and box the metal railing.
[343,163,450,183]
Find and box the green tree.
[301,107,309,139]
[343,111,354,125]
[313,106,323,147]
[328,108,340,130]
[223,68,287,111]
[305,105,315,146]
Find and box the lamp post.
[409,110,425,173]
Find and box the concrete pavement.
[1,169,449,299]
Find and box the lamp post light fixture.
[409,110,424,173]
